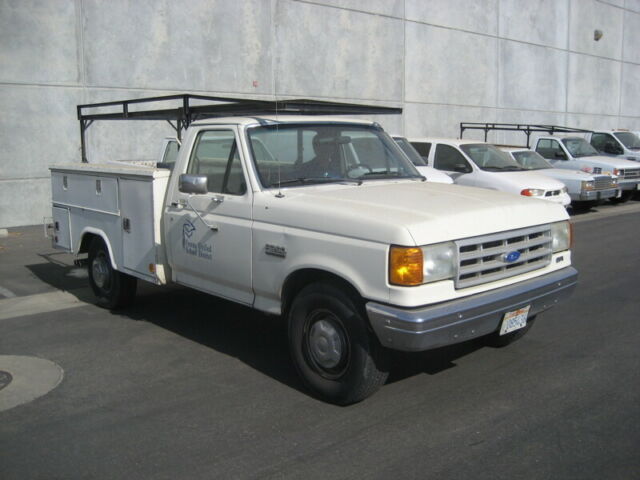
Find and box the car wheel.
[288,282,389,405]
[88,237,137,309]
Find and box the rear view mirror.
[179,174,208,194]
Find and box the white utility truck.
[587,130,640,162]
[460,123,640,203]
[48,95,578,404]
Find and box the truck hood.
[576,155,640,172]
[537,168,593,182]
[255,181,569,246]
[486,171,566,190]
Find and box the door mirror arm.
[186,195,219,232]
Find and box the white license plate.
[500,305,530,335]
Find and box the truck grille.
[455,225,552,289]
[619,168,640,179]
[593,175,615,190]
[592,167,602,174]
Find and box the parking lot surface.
[1,202,639,479]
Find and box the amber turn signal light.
[389,246,424,286]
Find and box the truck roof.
[190,115,378,127]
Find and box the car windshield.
[247,124,421,188]
[613,132,640,150]
[511,150,553,170]
[460,144,525,171]
[393,137,427,166]
[561,138,599,157]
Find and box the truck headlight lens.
[389,242,457,286]
[521,188,545,197]
[389,247,423,286]
[550,221,571,253]
[582,180,594,191]
[611,177,618,186]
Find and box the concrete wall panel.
[303,0,403,17]
[499,0,569,49]
[0,178,51,228]
[406,0,498,35]
[565,113,620,131]
[0,0,80,84]
[620,62,640,117]
[83,0,273,94]
[622,10,640,63]
[405,23,498,106]
[569,0,623,60]
[274,0,403,101]
[567,54,620,115]
[0,86,81,179]
[499,41,567,112]
[626,0,640,13]
[403,102,498,140]
[496,109,568,147]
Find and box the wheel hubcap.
[92,254,110,289]
[308,317,345,370]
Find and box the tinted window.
[434,144,470,171]
[187,130,246,195]
[536,138,565,160]
[412,142,432,161]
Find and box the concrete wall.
[1,0,640,227]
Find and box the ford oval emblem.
[503,251,521,263]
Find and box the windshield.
[460,144,525,171]
[511,150,553,170]
[393,137,427,166]
[247,124,420,188]
[613,132,640,150]
[561,138,599,157]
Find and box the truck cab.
[534,135,640,202]
[588,130,640,162]
[409,138,571,207]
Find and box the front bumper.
[367,267,578,352]
[572,188,619,201]
[619,179,640,191]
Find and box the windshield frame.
[393,137,427,166]
[245,122,422,190]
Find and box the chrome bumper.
[572,188,619,201]
[367,267,578,352]
[619,180,640,191]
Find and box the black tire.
[87,238,137,309]
[288,282,389,405]
[610,191,633,204]
[485,316,536,348]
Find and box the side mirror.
[453,163,470,173]
[554,151,567,160]
[179,174,208,194]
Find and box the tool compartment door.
[120,178,155,281]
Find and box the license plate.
[500,305,530,335]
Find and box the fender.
[78,227,119,270]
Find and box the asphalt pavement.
[1,201,639,479]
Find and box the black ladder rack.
[77,93,402,162]
[459,122,592,148]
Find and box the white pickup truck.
[587,130,640,162]
[48,95,577,404]
[533,135,640,202]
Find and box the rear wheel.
[288,282,388,405]
[485,316,536,348]
[88,238,137,309]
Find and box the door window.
[187,130,246,195]
[434,144,470,172]
[536,139,565,160]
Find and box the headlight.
[521,188,545,197]
[389,241,456,286]
[581,180,594,191]
[550,221,572,253]
[611,177,618,186]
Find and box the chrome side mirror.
[179,174,207,194]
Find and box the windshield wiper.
[269,177,362,187]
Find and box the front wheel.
[609,191,634,204]
[88,238,137,309]
[288,282,389,405]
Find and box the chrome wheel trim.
[92,253,110,289]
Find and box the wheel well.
[281,269,362,317]
[78,232,100,254]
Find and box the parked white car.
[501,147,619,205]
[392,136,453,184]
[409,138,571,207]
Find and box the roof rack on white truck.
[461,123,640,203]
[48,95,577,404]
